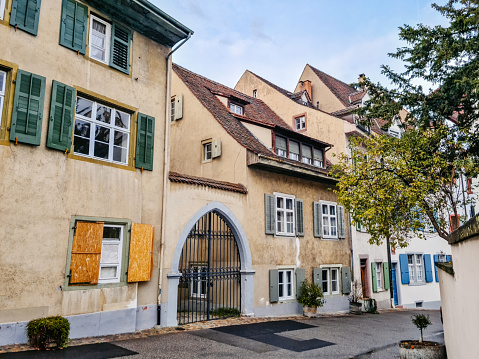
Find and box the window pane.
[286,198,293,210]
[302,145,312,158]
[331,269,337,281]
[103,226,121,240]
[286,270,292,283]
[287,283,292,297]
[277,197,283,209]
[276,136,287,151]
[114,130,128,147]
[0,71,5,93]
[76,98,93,117]
[101,243,120,263]
[330,205,336,216]
[277,211,284,232]
[289,141,299,154]
[92,19,106,34]
[115,111,130,129]
[73,119,90,155]
[96,104,112,124]
[99,267,117,279]
[322,204,328,215]
[90,47,105,62]
[113,146,128,163]
[279,271,284,284]
[278,283,283,298]
[95,125,110,143]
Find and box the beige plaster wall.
[242,122,273,151]
[0,0,169,322]
[439,238,479,359]
[235,71,347,163]
[171,72,248,184]
[295,65,346,114]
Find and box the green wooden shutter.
[269,269,278,303]
[295,199,304,237]
[295,268,305,298]
[371,262,378,293]
[59,0,88,54]
[313,201,322,238]
[135,113,155,170]
[110,23,132,74]
[10,0,41,36]
[10,70,45,145]
[338,205,345,238]
[341,266,351,294]
[264,194,275,234]
[383,262,390,290]
[47,81,76,151]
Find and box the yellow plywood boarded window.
[70,222,104,284]
[128,223,154,282]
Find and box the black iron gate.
[177,211,241,325]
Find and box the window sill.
[68,153,136,171]
[275,233,296,238]
[321,237,339,241]
[64,281,128,291]
[408,282,427,286]
[278,298,296,303]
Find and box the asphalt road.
[113,310,444,359]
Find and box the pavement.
[0,309,444,358]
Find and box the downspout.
[158,33,192,325]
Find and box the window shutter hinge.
[72,225,77,236]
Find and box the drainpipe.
[386,234,393,308]
[158,33,192,326]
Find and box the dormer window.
[230,103,243,115]
[388,128,401,138]
[354,116,370,133]
[289,141,299,161]
[302,145,312,165]
[276,136,287,157]
[274,134,325,168]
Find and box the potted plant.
[297,279,325,317]
[398,314,446,358]
[349,280,363,314]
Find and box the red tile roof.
[173,64,333,168]
[349,91,367,104]
[169,172,248,194]
[308,64,362,107]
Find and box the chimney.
[303,80,312,100]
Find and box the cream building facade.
[160,64,353,326]
[0,0,192,345]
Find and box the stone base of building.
[0,304,158,346]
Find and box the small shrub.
[297,280,325,308]
[411,314,431,342]
[210,307,240,317]
[364,298,378,314]
[26,316,70,349]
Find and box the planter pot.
[349,302,362,315]
[302,306,318,318]
[398,341,446,359]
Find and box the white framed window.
[295,116,305,131]
[289,140,299,161]
[253,90,257,98]
[321,269,330,294]
[313,148,323,168]
[302,145,312,165]
[89,15,111,64]
[190,265,207,298]
[275,193,295,236]
[0,0,5,21]
[73,97,131,165]
[375,262,382,290]
[331,268,339,294]
[0,70,6,121]
[98,224,124,284]
[275,136,287,157]
[278,269,294,300]
[230,103,243,115]
[170,98,175,122]
[321,202,337,238]
[388,128,401,138]
[203,142,212,161]
[408,254,424,283]
[322,267,340,295]
[437,254,446,263]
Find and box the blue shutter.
[424,254,433,283]
[399,254,410,285]
[446,255,452,263]
[10,0,41,36]
[434,255,439,282]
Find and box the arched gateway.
[164,202,254,327]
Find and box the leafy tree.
[412,314,432,342]
[332,0,479,246]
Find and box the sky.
[151,0,448,92]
